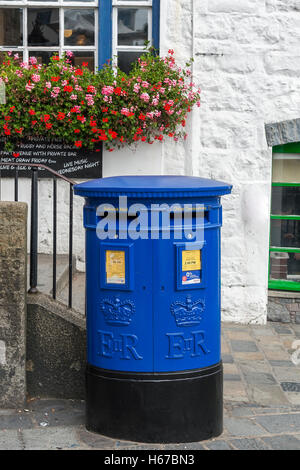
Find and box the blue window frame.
[99,0,160,71]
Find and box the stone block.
[26,293,86,400]
[0,202,27,408]
[267,301,291,323]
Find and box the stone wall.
[26,293,86,400]
[268,292,300,324]
[0,201,27,408]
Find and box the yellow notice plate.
[182,250,201,271]
[106,250,125,284]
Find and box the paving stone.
[226,331,254,341]
[233,352,265,361]
[204,440,232,450]
[263,348,291,361]
[22,426,84,450]
[273,325,294,335]
[30,407,85,428]
[285,393,300,405]
[251,326,276,337]
[239,360,272,373]
[124,444,165,450]
[162,442,205,450]
[273,366,300,382]
[256,336,283,347]
[0,430,23,450]
[224,417,266,437]
[0,413,34,430]
[229,406,255,417]
[247,384,289,406]
[223,381,249,402]
[281,382,300,393]
[76,426,116,449]
[224,374,242,381]
[223,363,240,375]
[230,340,259,353]
[291,324,300,335]
[222,354,234,363]
[242,371,277,386]
[230,438,271,450]
[269,360,296,367]
[261,434,300,450]
[255,413,300,434]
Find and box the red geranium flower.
[114,87,122,95]
[74,140,82,148]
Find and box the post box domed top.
[74,175,232,198]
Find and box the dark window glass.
[29,51,58,65]
[118,8,148,46]
[270,219,300,249]
[68,51,95,71]
[28,8,59,46]
[271,186,300,216]
[64,9,95,46]
[117,50,144,74]
[0,8,23,46]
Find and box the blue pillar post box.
[74,176,232,443]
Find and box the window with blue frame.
[0,0,160,72]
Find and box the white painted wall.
[2,0,300,323]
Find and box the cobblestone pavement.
[1,321,300,450]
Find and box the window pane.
[0,8,23,46]
[118,8,148,46]
[28,8,59,46]
[29,51,58,65]
[64,9,95,46]
[272,154,300,183]
[271,186,300,216]
[270,219,300,248]
[117,50,144,74]
[269,251,300,282]
[68,51,95,71]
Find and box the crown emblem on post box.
[170,296,205,327]
[100,297,135,326]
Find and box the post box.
[74,175,232,443]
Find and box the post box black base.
[85,362,223,444]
